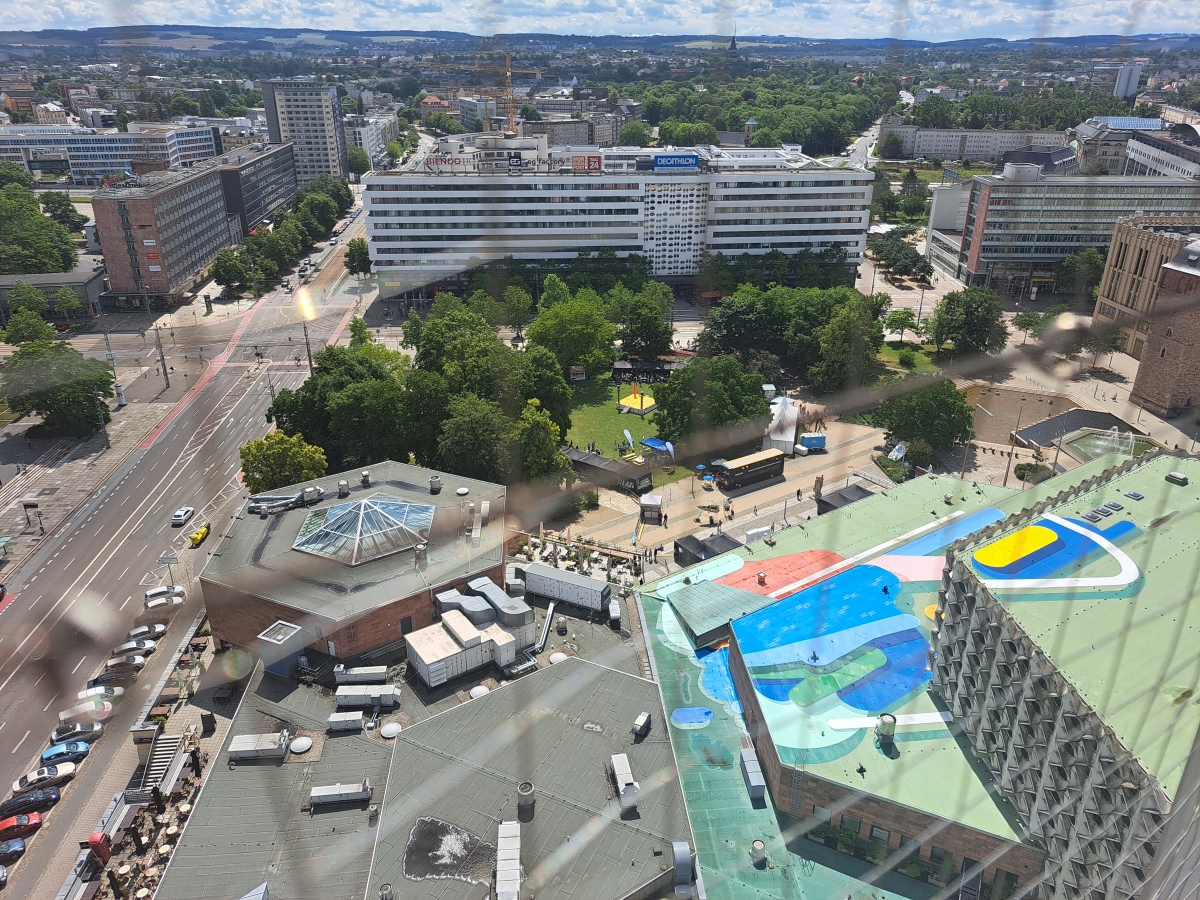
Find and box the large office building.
[0,122,219,184]
[363,132,873,293]
[92,143,296,304]
[261,78,348,183]
[1091,216,1200,358]
[343,113,398,168]
[1128,237,1200,416]
[925,163,1200,292]
[1123,131,1200,179]
[877,113,1067,162]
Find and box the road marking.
[96,591,109,606]
[118,566,129,579]
[10,730,28,753]
[33,670,45,686]
[42,692,58,711]
[28,576,36,583]
[119,596,130,611]
[72,655,87,674]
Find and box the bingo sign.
[571,155,603,172]
[653,152,699,171]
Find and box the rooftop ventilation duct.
[361,469,370,487]
[430,475,442,495]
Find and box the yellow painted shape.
[923,604,939,621]
[973,524,1057,569]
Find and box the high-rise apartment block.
[262,78,348,183]
[1092,217,1200,358]
[343,114,398,167]
[93,143,296,306]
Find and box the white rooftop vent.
[469,685,490,699]
[496,821,521,900]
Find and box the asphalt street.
[0,201,366,896]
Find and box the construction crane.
[418,51,545,133]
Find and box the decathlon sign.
[653,153,699,171]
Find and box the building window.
[869,826,891,845]
[812,806,831,824]
[1166,327,1173,338]
[401,616,413,635]
[1160,347,1167,358]
[840,815,861,838]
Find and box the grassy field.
[877,163,993,184]
[0,401,20,430]
[876,341,946,377]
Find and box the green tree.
[347,146,371,176]
[872,380,974,451]
[618,121,653,147]
[344,237,372,278]
[0,308,56,343]
[653,355,770,444]
[878,132,904,159]
[0,340,114,436]
[401,369,450,467]
[40,193,88,232]
[526,297,617,377]
[169,92,201,117]
[327,378,406,467]
[385,140,403,161]
[0,184,78,275]
[211,248,247,290]
[503,284,533,336]
[299,193,339,232]
[900,168,924,196]
[239,430,328,494]
[1012,308,1042,344]
[424,111,465,135]
[539,274,572,310]
[617,292,674,360]
[885,308,919,343]
[516,399,573,484]
[900,194,928,218]
[0,161,33,189]
[8,280,49,317]
[926,286,1009,355]
[347,315,373,348]
[400,308,424,349]
[54,286,86,323]
[510,343,573,436]
[519,102,542,122]
[808,295,884,392]
[1058,248,1106,300]
[438,394,515,484]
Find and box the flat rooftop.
[962,451,1200,798]
[156,666,395,900]
[201,461,505,624]
[371,657,692,900]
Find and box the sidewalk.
[0,360,206,580]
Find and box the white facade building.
[261,78,348,183]
[344,115,386,166]
[0,123,220,184]
[1114,63,1143,100]
[364,133,873,293]
[877,113,1067,162]
[1123,132,1200,180]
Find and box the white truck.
[335,684,400,709]
[310,778,372,805]
[333,664,388,684]
[522,564,611,612]
[228,730,290,760]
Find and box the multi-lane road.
[0,202,368,897]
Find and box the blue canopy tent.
[639,437,675,460]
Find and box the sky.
[2,0,1197,44]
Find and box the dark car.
[1,863,7,888]
[48,723,103,747]
[0,789,59,819]
[0,841,23,865]
[87,670,137,688]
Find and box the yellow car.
[188,522,210,547]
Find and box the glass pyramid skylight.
[292,492,436,566]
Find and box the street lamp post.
[1001,406,1024,488]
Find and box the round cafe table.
[165,826,179,842]
[136,890,151,900]
[178,803,192,818]
[157,845,172,859]
[116,865,131,879]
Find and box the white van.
[58,699,113,726]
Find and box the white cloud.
[0,0,1195,42]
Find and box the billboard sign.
[654,153,699,171]
[571,155,603,172]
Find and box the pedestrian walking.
[24,434,31,448]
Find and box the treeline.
[697,247,855,294]
[906,86,1132,132]
[211,175,353,293]
[0,163,79,276]
[614,70,899,154]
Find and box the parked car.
[87,670,136,688]
[144,596,184,613]
[77,685,124,703]
[41,743,90,766]
[0,863,7,889]
[104,655,146,673]
[12,764,75,795]
[170,507,195,526]
[49,723,102,746]
[0,841,23,866]
[0,789,60,818]
[128,624,166,642]
[0,814,39,841]
[144,585,185,603]
[111,640,156,657]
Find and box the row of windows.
[709,216,864,226]
[368,207,640,218]
[373,220,640,232]
[366,182,642,192]
[375,236,641,252]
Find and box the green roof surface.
[963,452,1200,799]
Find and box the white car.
[77,686,125,703]
[144,585,185,603]
[170,507,195,526]
[111,640,156,657]
[144,595,184,613]
[105,655,146,673]
[128,624,166,642]
[12,764,75,795]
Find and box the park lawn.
[876,341,944,376]
[878,164,993,184]
[0,400,18,429]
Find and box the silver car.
[111,640,157,657]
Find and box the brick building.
[1129,238,1200,416]
[92,142,296,305]
[729,635,1045,895]
[199,461,506,661]
[1092,217,1200,358]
